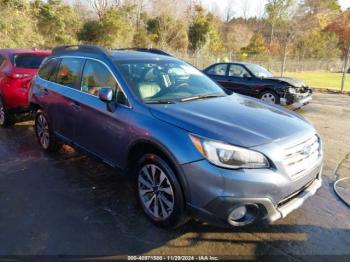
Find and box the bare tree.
[240,0,251,20]
[265,0,295,49]
[89,0,111,19]
[224,0,235,22]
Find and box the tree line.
[0,0,349,62]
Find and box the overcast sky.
[201,0,350,19]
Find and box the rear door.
[49,57,85,142]
[205,64,231,89]
[74,59,130,167]
[34,58,61,121]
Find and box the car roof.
[110,50,178,62]
[0,49,51,56]
[209,61,256,67]
[49,45,178,63]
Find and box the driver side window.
[81,60,127,105]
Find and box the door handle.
[70,102,81,111]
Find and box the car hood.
[150,94,314,148]
[265,77,306,88]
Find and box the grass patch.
[283,72,350,91]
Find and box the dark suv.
[29,46,323,228]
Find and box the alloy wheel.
[261,92,276,104]
[138,164,175,221]
[0,100,5,125]
[36,114,50,149]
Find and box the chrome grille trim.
[282,135,321,179]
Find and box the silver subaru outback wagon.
[29,45,323,228]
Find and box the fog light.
[228,206,247,221]
[227,204,259,226]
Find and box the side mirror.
[243,73,251,79]
[98,87,113,102]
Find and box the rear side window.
[38,59,58,80]
[12,54,47,69]
[56,58,84,89]
[206,64,228,76]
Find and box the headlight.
[288,87,297,94]
[190,135,270,169]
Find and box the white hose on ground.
[334,177,350,208]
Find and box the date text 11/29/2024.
[127,256,219,261]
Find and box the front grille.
[277,178,316,207]
[282,135,321,179]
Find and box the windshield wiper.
[145,100,176,104]
[180,94,225,102]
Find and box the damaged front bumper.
[281,88,313,109]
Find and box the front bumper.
[183,157,323,227]
[250,176,322,223]
[281,89,313,109]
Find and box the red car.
[0,49,50,126]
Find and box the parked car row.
[0,45,323,229]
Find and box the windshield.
[115,60,226,103]
[13,54,48,69]
[245,64,273,78]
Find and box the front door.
[74,59,130,167]
[226,64,257,96]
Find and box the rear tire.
[0,97,15,127]
[134,153,188,228]
[35,109,61,152]
[260,90,280,104]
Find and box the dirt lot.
[0,92,349,259]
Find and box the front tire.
[35,110,61,152]
[135,154,187,228]
[0,97,15,127]
[260,90,280,104]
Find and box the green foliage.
[31,0,82,47]
[188,5,222,53]
[98,7,134,48]
[78,6,134,49]
[0,0,346,63]
[188,6,211,51]
[0,0,43,48]
[78,20,102,44]
[146,15,188,50]
[0,0,28,10]
[266,0,294,27]
[241,33,268,57]
[132,29,151,47]
[297,31,341,59]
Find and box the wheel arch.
[126,138,191,202]
[259,86,278,95]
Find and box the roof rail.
[52,45,110,56]
[116,48,172,57]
